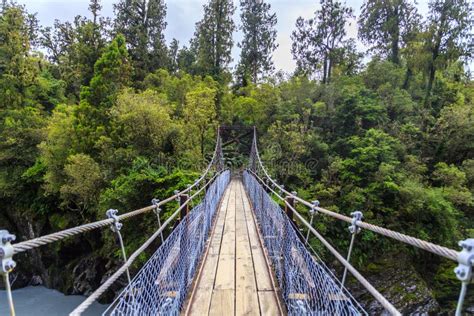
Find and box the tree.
[0,5,37,108]
[168,38,179,74]
[194,0,235,80]
[424,0,472,106]
[40,0,109,99]
[177,43,198,75]
[358,0,420,65]
[110,89,174,156]
[291,0,354,83]
[60,153,103,214]
[184,84,217,156]
[432,102,474,164]
[236,0,278,85]
[80,34,131,108]
[114,0,168,80]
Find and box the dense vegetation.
[0,0,472,312]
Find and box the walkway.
[185,179,281,316]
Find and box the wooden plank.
[250,248,273,291]
[288,293,309,300]
[235,256,259,316]
[208,187,231,255]
[188,179,283,316]
[191,252,220,315]
[220,187,236,256]
[187,181,233,315]
[328,293,350,301]
[214,254,235,290]
[235,190,252,259]
[209,289,235,316]
[239,183,273,292]
[258,291,280,316]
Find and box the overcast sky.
[21,0,432,74]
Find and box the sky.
[20,0,431,74]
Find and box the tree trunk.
[424,59,436,107]
[322,54,328,84]
[327,56,332,84]
[424,2,447,107]
[402,66,412,90]
[391,6,400,64]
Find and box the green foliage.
[80,34,131,108]
[424,0,472,106]
[291,0,354,83]
[194,0,235,81]
[40,2,109,100]
[113,0,168,80]
[0,5,38,108]
[0,107,46,195]
[183,83,218,156]
[110,89,174,156]
[358,0,420,64]
[60,153,103,213]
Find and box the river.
[0,286,107,315]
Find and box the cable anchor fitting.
[310,200,320,216]
[0,230,16,274]
[151,198,161,216]
[349,211,363,234]
[106,209,123,233]
[306,200,320,243]
[454,239,474,316]
[152,198,164,243]
[455,239,474,282]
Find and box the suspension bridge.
[0,126,472,316]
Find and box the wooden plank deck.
[185,178,281,316]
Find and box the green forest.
[0,0,472,313]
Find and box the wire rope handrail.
[245,169,399,315]
[70,170,230,315]
[249,128,458,261]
